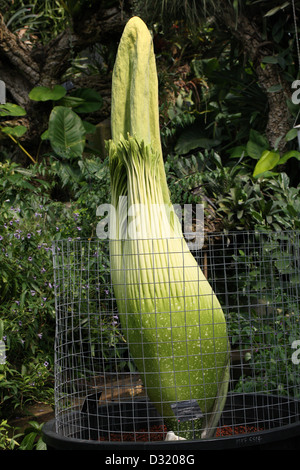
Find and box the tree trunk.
[0,4,130,161]
[133,0,293,151]
[222,9,291,152]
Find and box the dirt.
[97,423,264,442]
[8,403,55,433]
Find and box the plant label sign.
[0,81,6,104]
[171,400,203,423]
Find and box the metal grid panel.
[52,231,300,443]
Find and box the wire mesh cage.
[49,231,300,449]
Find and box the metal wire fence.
[52,231,300,443]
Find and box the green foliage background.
[1,0,300,448]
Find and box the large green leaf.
[82,120,96,134]
[253,150,280,177]
[29,85,66,102]
[48,106,86,158]
[57,95,85,109]
[285,128,298,141]
[278,150,300,165]
[0,103,26,117]
[1,125,27,137]
[69,88,103,113]
[246,129,269,159]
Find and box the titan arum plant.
[106,16,230,439]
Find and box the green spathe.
[110,16,169,204]
[107,16,230,439]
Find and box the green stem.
[6,133,37,164]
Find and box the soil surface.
[98,424,264,442]
[8,403,54,433]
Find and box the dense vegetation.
[1,0,300,449]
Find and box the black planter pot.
[42,393,300,451]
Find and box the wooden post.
[86,118,111,158]
[0,80,5,104]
